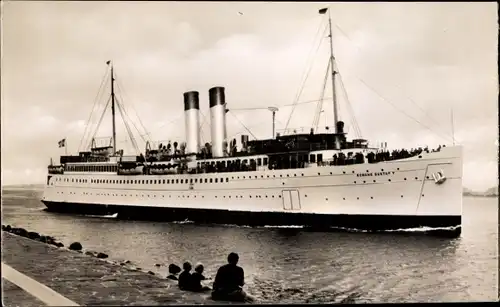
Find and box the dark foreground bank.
[1,227,235,305]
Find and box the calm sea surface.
[1,186,498,303]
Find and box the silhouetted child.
[178,261,193,290]
[166,263,181,281]
[192,263,211,292]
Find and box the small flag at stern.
[319,8,328,14]
[58,138,66,148]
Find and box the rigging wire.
[86,95,112,150]
[228,110,257,140]
[115,97,140,154]
[313,59,331,131]
[114,70,153,143]
[338,71,362,138]
[284,19,329,132]
[78,67,110,152]
[198,111,211,146]
[114,82,147,145]
[357,77,454,143]
[226,118,276,140]
[151,113,184,134]
[332,21,454,141]
[230,97,333,112]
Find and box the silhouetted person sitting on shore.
[191,263,211,292]
[212,252,253,302]
[178,261,193,290]
[167,263,181,281]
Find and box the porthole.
[354,181,357,184]
[317,173,320,176]
[330,172,332,175]
[401,195,403,198]
[370,197,373,199]
[373,180,376,183]
[404,178,407,180]
[357,197,359,200]
[388,179,392,182]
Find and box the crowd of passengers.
[328,145,444,166]
[121,144,445,175]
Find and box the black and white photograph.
[1,1,498,305]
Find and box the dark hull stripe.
[41,201,461,237]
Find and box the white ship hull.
[42,146,463,237]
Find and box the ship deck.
[1,231,233,305]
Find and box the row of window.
[53,168,424,185]
[56,191,423,200]
[66,165,117,172]
[53,175,428,187]
[58,191,285,199]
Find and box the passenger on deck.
[167,264,181,281]
[211,252,253,302]
[178,261,193,291]
[191,263,211,292]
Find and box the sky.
[1,1,498,191]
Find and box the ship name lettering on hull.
[357,171,394,177]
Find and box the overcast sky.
[1,2,497,190]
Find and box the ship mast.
[108,61,117,155]
[320,7,339,133]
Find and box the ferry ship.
[42,8,463,237]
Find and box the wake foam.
[81,213,118,219]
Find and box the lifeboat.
[48,165,64,174]
[149,163,178,175]
[117,164,144,175]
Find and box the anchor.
[432,170,447,185]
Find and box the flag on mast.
[106,60,111,65]
[58,138,66,148]
[319,8,328,14]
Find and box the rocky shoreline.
[1,224,169,278]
